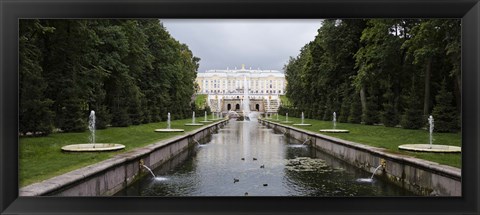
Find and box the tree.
[400,82,424,129]
[41,20,101,132]
[120,20,152,125]
[402,19,460,117]
[431,79,459,132]
[380,86,399,127]
[339,96,351,123]
[348,93,363,124]
[19,20,55,135]
[362,94,379,125]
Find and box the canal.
[115,119,415,196]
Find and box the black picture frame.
[1,0,479,214]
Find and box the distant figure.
[260,165,265,168]
[263,184,268,186]
[234,178,239,183]
[253,158,257,161]
[241,158,245,161]
[244,192,249,196]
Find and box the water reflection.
[115,120,415,196]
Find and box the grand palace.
[196,65,286,114]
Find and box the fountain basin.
[319,129,350,133]
[199,121,213,123]
[293,123,312,126]
[398,144,461,153]
[155,129,184,132]
[61,143,125,152]
[184,123,204,126]
[281,121,294,124]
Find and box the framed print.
[1,0,479,214]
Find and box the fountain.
[193,138,204,147]
[200,111,212,123]
[155,112,185,132]
[398,115,461,152]
[301,138,311,145]
[210,112,217,121]
[356,164,383,183]
[140,161,169,181]
[185,111,204,126]
[242,75,251,121]
[141,164,157,178]
[61,110,125,152]
[319,112,349,133]
[281,113,293,124]
[227,110,240,119]
[293,112,312,126]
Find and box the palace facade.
[196,65,286,113]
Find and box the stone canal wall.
[259,119,461,196]
[19,120,229,196]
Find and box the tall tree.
[431,79,459,132]
[41,20,101,132]
[19,20,55,135]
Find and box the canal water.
[115,119,415,196]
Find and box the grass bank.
[19,117,217,187]
[266,116,461,168]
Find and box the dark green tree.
[362,94,379,125]
[400,82,424,129]
[339,97,350,123]
[380,86,399,127]
[348,93,363,124]
[19,20,55,135]
[41,20,101,132]
[431,79,459,132]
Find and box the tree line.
[280,19,460,132]
[20,19,200,135]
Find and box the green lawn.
[267,116,461,168]
[19,117,216,187]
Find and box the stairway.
[209,99,222,112]
[263,99,280,113]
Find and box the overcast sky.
[161,19,323,73]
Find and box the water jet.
[319,112,349,133]
[293,112,312,126]
[185,111,204,126]
[61,110,125,152]
[398,115,461,153]
[155,112,185,132]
